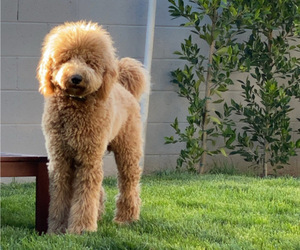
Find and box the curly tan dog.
[37,21,149,234]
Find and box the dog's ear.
[37,49,55,96]
[98,62,118,100]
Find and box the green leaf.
[210,116,221,125]
[217,85,228,92]
[226,133,236,147]
[215,110,222,118]
[228,46,233,55]
[165,136,177,144]
[254,9,260,19]
[220,148,227,157]
[229,6,237,16]
[213,99,224,104]
[216,47,228,55]
[174,51,182,56]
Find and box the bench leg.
[36,162,49,234]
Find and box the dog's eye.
[59,58,70,65]
[86,60,97,69]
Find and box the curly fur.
[37,21,149,234]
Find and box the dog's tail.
[118,58,150,101]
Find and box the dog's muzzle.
[64,74,87,98]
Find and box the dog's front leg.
[47,159,73,234]
[67,161,103,234]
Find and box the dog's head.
[37,21,117,99]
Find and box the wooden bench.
[0,153,49,234]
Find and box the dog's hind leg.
[112,118,143,224]
[47,158,73,234]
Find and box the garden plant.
[165,0,242,173]
[166,0,300,176]
[228,0,300,177]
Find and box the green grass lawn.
[1,173,300,249]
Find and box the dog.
[37,21,149,234]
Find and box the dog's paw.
[47,226,66,234]
[113,213,139,225]
[114,196,141,225]
[113,217,130,225]
[67,223,98,234]
[67,226,97,235]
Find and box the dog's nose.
[71,75,83,85]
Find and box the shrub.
[165,0,241,173]
[229,0,300,177]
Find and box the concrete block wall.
[1,0,299,177]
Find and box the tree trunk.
[263,139,269,177]
[262,30,272,178]
[199,10,217,174]
[263,162,268,177]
